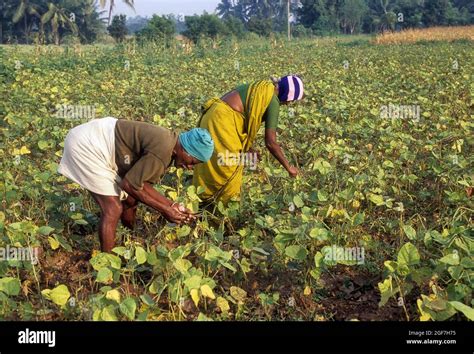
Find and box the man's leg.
[89,192,122,253]
[121,194,138,230]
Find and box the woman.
[192,75,304,203]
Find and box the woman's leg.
[89,191,122,252]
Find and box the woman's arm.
[264,128,298,177]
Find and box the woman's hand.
[287,165,299,178]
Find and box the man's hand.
[119,178,198,224]
[288,165,299,178]
[162,205,189,224]
[172,203,197,223]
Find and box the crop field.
[374,25,474,44]
[0,37,473,321]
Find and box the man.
[58,117,214,252]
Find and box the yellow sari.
[192,80,274,202]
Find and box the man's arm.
[119,178,193,224]
[264,128,298,177]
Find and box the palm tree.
[77,0,108,43]
[41,2,78,45]
[12,0,41,44]
[99,0,135,25]
[217,0,235,19]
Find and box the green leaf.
[190,288,200,307]
[293,195,304,208]
[119,298,137,320]
[460,257,474,268]
[112,247,127,256]
[368,193,384,206]
[140,294,155,306]
[106,254,121,269]
[54,234,72,252]
[439,253,460,266]
[173,259,192,274]
[352,212,365,226]
[230,286,247,303]
[177,225,191,238]
[197,313,213,321]
[48,236,60,250]
[384,260,398,273]
[314,158,331,175]
[383,160,394,168]
[449,301,474,320]
[96,268,113,284]
[90,253,109,271]
[317,190,328,202]
[284,245,308,261]
[90,253,121,271]
[41,284,70,306]
[0,277,21,296]
[219,261,237,272]
[217,296,230,313]
[38,225,55,235]
[309,227,329,241]
[237,258,251,274]
[378,276,399,307]
[105,289,121,303]
[402,225,417,241]
[184,275,202,290]
[397,242,420,267]
[135,246,147,265]
[38,140,49,150]
[200,284,216,299]
[101,305,118,321]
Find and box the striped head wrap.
[277,75,304,102]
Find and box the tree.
[223,16,246,38]
[12,0,42,44]
[391,0,424,29]
[216,0,298,34]
[107,14,127,42]
[41,2,78,45]
[183,14,226,43]
[217,0,236,19]
[340,0,369,34]
[297,0,342,35]
[70,0,107,44]
[423,0,451,26]
[99,0,135,25]
[247,16,273,36]
[136,15,175,42]
[1,0,107,44]
[126,16,149,33]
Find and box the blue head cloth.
[178,128,214,162]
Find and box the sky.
[111,0,221,18]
